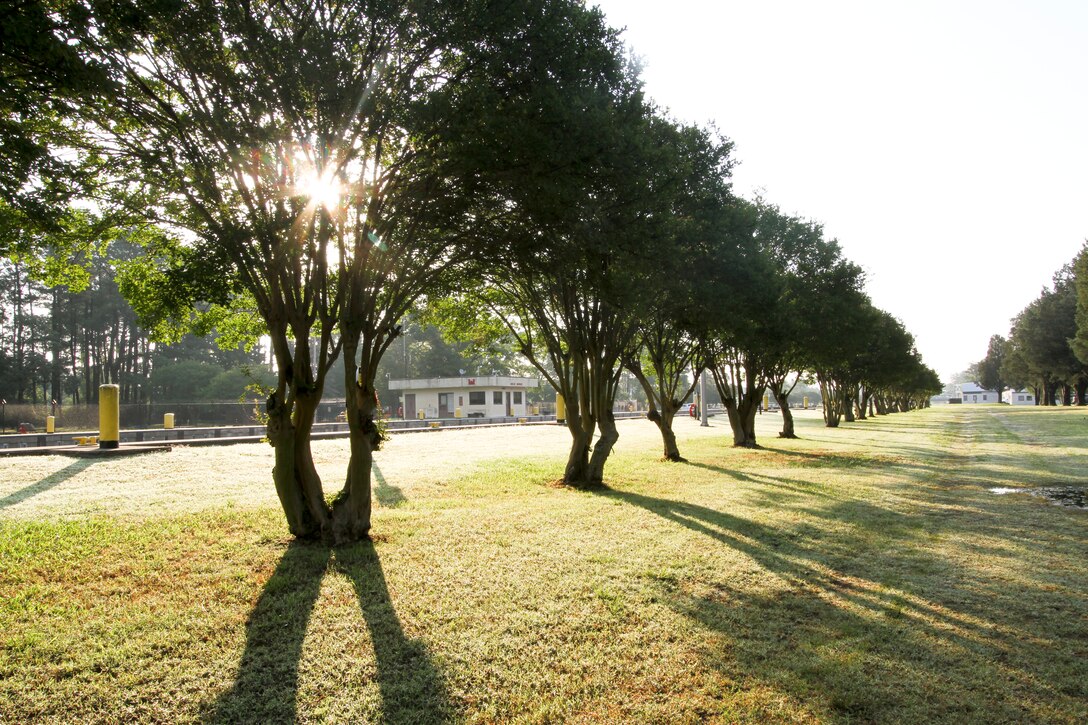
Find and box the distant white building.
[955,382,999,404]
[1002,389,1036,405]
[389,376,538,419]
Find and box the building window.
[469,391,485,405]
[494,391,503,404]
[513,392,522,404]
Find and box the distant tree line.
[0,235,538,410]
[969,244,1088,405]
[0,232,272,406]
[2,0,939,541]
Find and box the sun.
[300,170,343,210]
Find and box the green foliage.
[149,360,220,402]
[1071,241,1088,365]
[0,1,115,225]
[420,298,533,376]
[114,227,238,346]
[192,298,267,356]
[205,367,275,402]
[148,361,273,403]
[0,203,111,292]
[1004,261,1083,401]
[973,334,1009,396]
[422,296,511,357]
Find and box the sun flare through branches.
[298,169,343,211]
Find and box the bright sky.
[592,0,1088,381]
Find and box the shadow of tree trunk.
[0,458,96,509]
[372,462,406,508]
[206,539,448,723]
[206,541,330,723]
[335,541,451,723]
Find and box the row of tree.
[3,0,938,542]
[971,243,1088,405]
[439,192,939,470]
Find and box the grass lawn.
[1,406,1086,723]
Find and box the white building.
[389,376,538,419]
[1002,389,1036,405]
[955,382,999,404]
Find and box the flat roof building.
[954,382,998,404]
[1002,389,1036,405]
[389,376,539,419]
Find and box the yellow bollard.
[164,412,175,429]
[99,384,119,449]
[803,395,809,410]
[556,394,566,424]
[46,415,55,434]
[763,394,770,410]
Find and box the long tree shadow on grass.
[208,541,331,723]
[0,458,96,509]
[589,485,1084,721]
[683,460,834,499]
[208,540,448,724]
[596,485,1021,636]
[335,541,451,722]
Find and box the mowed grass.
[1,407,1086,723]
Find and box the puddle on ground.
[989,486,1088,509]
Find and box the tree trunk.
[50,288,63,404]
[558,348,615,486]
[82,319,92,404]
[710,357,761,448]
[843,389,856,422]
[818,376,841,427]
[332,371,381,544]
[724,395,759,447]
[588,412,620,483]
[774,388,796,438]
[267,396,323,539]
[13,261,25,403]
[262,314,333,541]
[564,417,594,484]
[293,391,330,530]
[649,407,683,461]
[855,388,869,420]
[741,399,759,446]
[629,361,690,462]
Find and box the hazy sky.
[592,0,1088,380]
